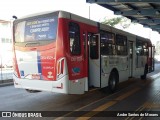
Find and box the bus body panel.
[15,47,56,81]
[14,74,69,93]
[101,55,129,88]
[61,17,98,93]
[13,11,154,94]
[63,18,98,81]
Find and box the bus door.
[148,45,155,72]
[129,41,133,77]
[88,33,101,88]
[82,32,88,91]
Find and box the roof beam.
[133,19,160,24]
[152,29,160,32]
[100,4,118,11]
[150,25,160,29]
[149,3,158,9]
[143,25,160,31]
[87,0,160,3]
[115,9,160,16]
[123,3,138,10]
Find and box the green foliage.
[102,17,123,27]
[101,16,133,29]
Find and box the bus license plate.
[32,74,40,80]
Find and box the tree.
[101,17,122,27]
[101,16,132,29]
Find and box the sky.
[0,0,160,45]
[0,0,114,20]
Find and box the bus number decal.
[71,56,83,62]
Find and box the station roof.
[86,0,160,33]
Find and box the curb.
[0,79,13,87]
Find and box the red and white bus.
[13,11,154,94]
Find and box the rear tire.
[108,71,118,93]
[141,64,148,80]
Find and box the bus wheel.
[108,71,118,93]
[25,89,41,93]
[141,64,148,80]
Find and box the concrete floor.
[0,64,160,120]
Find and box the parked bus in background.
[12,11,154,94]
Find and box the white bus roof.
[14,10,151,43]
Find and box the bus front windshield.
[14,15,58,44]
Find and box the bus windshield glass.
[14,15,58,43]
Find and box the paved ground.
[0,64,160,120]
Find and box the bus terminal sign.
[25,16,58,41]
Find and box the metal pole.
[89,5,90,20]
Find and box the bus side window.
[100,31,115,55]
[136,39,147,68]
[69,22,81,55]
[143,43,148,56]
[136,40,144,56]
[116,34,127,55]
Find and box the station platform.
[55,63,160,120]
